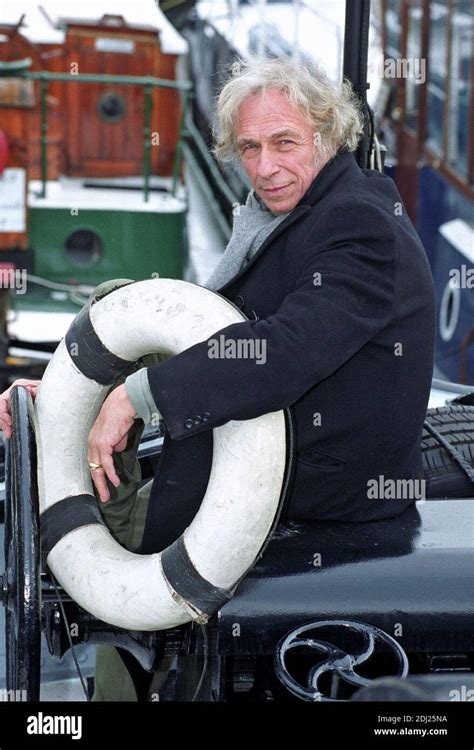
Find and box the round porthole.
[97,91,126,123]
[64,229,103,266]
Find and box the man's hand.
[0,379,41,438]
[88,384,137,503]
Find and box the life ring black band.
[40,493,105,558]
[161,536,235,617]
[65,305,131,385]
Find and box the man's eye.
[279,139,294,146]
[242,143,257,152]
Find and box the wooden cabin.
[0,2,188,250]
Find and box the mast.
[257,0,268,58]
[343,0,373,169]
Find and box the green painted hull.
[29,207,187,285]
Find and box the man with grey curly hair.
[86,53,435,699]
[105,54,434,531]
[203,55,364,290]
[214,56,362,163]
[1,55,436,701]
[81,48,436,582]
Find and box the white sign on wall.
[95,38,135,54]
[0,168,26,232]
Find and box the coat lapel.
[217,203,312,293]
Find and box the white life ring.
[33,279,287,630]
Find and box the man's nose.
[257,146,279,179]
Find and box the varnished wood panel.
[65,27,181,177]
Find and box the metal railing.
[181,112,242,239]
[22,71,193,202]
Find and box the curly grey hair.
[212,56,363,163]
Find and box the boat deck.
[28,176,186,214]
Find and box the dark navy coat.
[139,149,436,554]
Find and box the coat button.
[202,412,211,422]
[184,418,194,429]
[193,415,202,425]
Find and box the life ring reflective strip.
[34,279,287,630]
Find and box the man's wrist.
[116,383,138,420]
[124,369,161,426]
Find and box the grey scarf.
[205,189,290,291]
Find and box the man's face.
[236,89,323,213]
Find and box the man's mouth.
[261,184,290,194]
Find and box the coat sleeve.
[146,208,398,440]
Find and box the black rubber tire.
[422,405,474,499]
[4,386,41,700]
